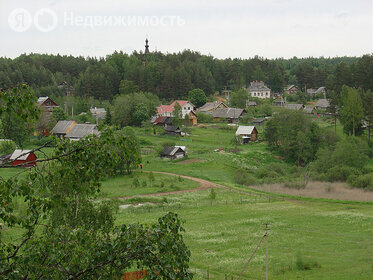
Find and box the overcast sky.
[1,0,372,59]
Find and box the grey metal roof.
[89,107,106,119]
[235,126,256,136]
[247,101,257,106]
[37,97,48,105]
[252,118,266,124]
[315,87,326,94]
[164,126,180,132]
[162,146,184,156]
[10,150,33,161]
[65,124,99,139]
[197,101,227,112]
[303,107,315,113]
[51,120,76,134]
[212,108,245,119]
[286,85,297,91]
[284,104,304,110]
[248,81,271,92]
[316,99,330,108]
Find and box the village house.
[303,106,315,114]
[273,100,286,106]
[152,116,173,127]
[157,100,198,125]
[285,85,299,95]
[37,96,59,113]
[315,99,330,109]
[197,101,228,113]
[284,104,305,110]
[10,150,37,167]
[212,108,246,123]
[51,120,77,139]
[247,81,271,99]
[164,126,182,137]
[235,126,258,144]
[252,118,266,126]
[89,107,107,121]
[246,101,257,107]
[65,124,100,141]
[161,146,186,159]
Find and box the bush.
[132,178,140,188]
[0,140,16,155]
[284,180,306,190]
[235,170,256,186]
[348,174,373,190]
[296,254,321,271]
[326,165,361,182]
[208,188,216,200]
[196,112,213,123]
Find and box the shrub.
[326,165,361,182]
[235,170,256,186]
[209,188,216,200]
[142,180,147,187]
[132,178,140,188]
[196,112,213,123]
[0,140,16,155]
[284,180,306,190]
[295,254,321,271]
[348,174,373,190]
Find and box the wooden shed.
[235,126,258,144]
[10,150,37,167]
[161,146,186,159]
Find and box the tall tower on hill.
[145,38,149,54]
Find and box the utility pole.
[264,223,270,280]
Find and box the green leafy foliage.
[188,88,207,108]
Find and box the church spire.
[144,38,149,54]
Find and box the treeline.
[0,51,372,101]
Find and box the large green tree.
[339,85,364,136]
[188,88,207,108]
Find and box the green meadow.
[2,117,373,279]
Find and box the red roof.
[157,100,191,114]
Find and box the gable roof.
[197,101,227,112]
[65,124,99,139]
[51,120,77,134]
[315,87,326,94]
[157,100,195,114]
[212,108,245,118]
[316,99,330,108]
[162,146,185,156]
[286,85,298,91]
[89,107,106,119]
[164,125,180,133]
[252,118,266,124]
[37,96,58,107]
[248,81,271,92]
[10,150,34,161]
[153,116,173,125]
[284,104,304,110]
[235,126,256,136]
[303,106,315,114]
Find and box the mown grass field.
[115,187,373,280]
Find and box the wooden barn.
[161,146,186,159]
[10,150,37,167]
[235,126,258,143]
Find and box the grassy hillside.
[115,187,373,280]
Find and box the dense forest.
[0,51,372,102]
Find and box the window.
[188,107,190,110]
